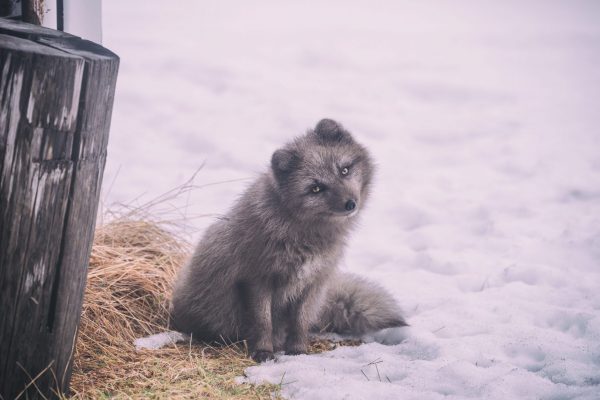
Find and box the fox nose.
[345,199,356,211]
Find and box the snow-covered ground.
[102,1,600,398]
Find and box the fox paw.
[284,342,308,355]
[285,348,307,356]
[252,350,274,363]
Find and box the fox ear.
[314,118,353,144]
[271,148,299,182]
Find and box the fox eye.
[311,185,322,193]
[341,167,350,176]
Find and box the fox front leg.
[285,282,327,355]
[238,281,274,362]
[284,306,309,355]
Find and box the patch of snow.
[134,331,189,350]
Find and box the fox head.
[270,119,374,222]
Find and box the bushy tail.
[313,272,407,335]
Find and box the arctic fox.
[170,119,406,362]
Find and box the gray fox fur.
[170,119,406,362]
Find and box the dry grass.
[69,217,281,399]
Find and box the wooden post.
[0,18,118,399]
[21,0,45,26]
[0,2,17,18]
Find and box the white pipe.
[62,0,103,44]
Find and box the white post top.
[41,0,103,44]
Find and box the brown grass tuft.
[81,219,184,354]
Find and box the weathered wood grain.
[0,1,20,18]
[0,16,72,38]
[0,18,118,399]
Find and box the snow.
[103,1,600,398]
[134,331,188,351]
